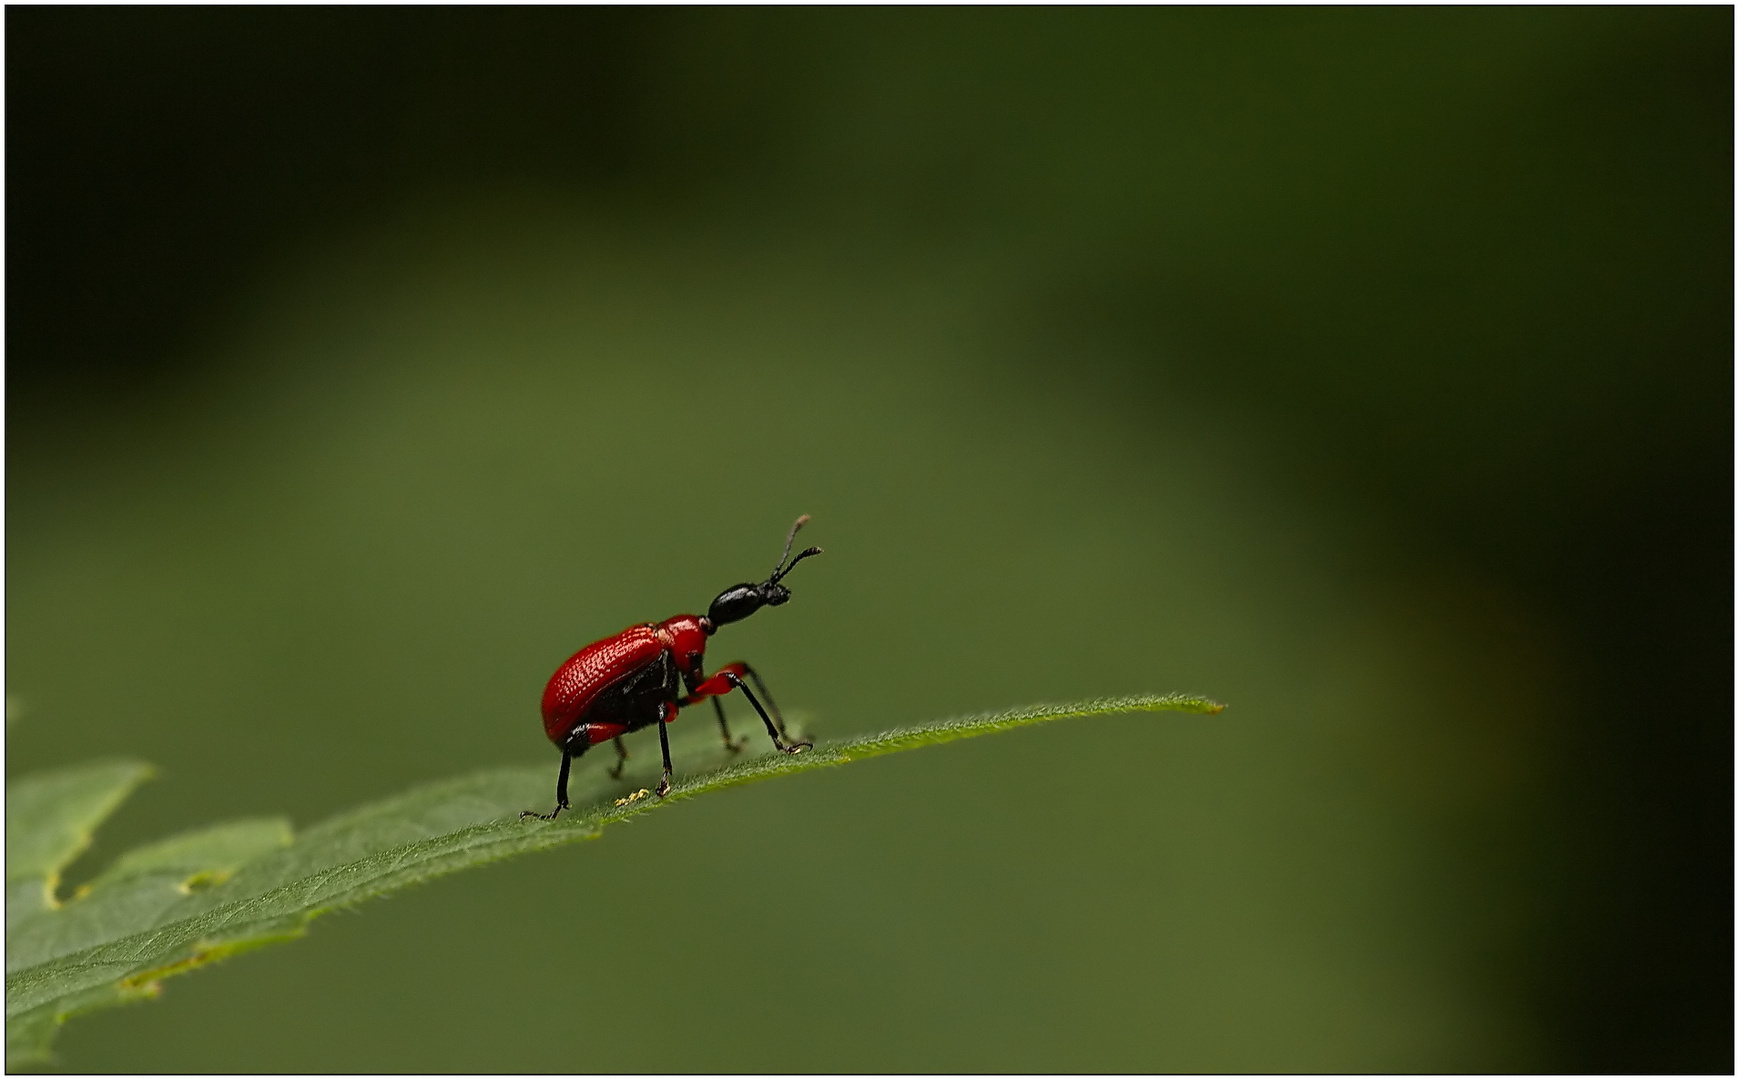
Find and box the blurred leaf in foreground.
[5,693,1221,1067]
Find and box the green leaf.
[5,693,1221,1067]
[6,762,154,930]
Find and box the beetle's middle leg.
[608,735,630,779]
[656,702,676,798]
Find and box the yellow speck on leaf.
[179,870,231,895]
[614,789,651,807]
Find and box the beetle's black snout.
[707,516,822,630]
[707,583,765,627]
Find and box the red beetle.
[523,516,823,820]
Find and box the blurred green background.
[6,7,1730,1072]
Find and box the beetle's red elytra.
[522,516,822,821]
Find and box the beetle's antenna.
[772,515,810,576]
[769,515,821,584]
[770,546,823,585]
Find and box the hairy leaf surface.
[5,693,1221,1066]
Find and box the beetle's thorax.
[655,614,710,678]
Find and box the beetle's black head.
[704,516,822,633]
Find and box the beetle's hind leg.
[607,735,630,779]
[521,749,576,821]
[523,726,601,821]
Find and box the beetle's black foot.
[656,773,672,798]
[520,803,567,821]
[722,736,748,754]
[779,740,813,754]
[607,763,627,780]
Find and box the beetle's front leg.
[711,697,748,753]
[688,664,747,753]
[679,663,811,754]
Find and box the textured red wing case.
[540,624,667,743]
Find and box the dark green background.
[7,8,1730,1072]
